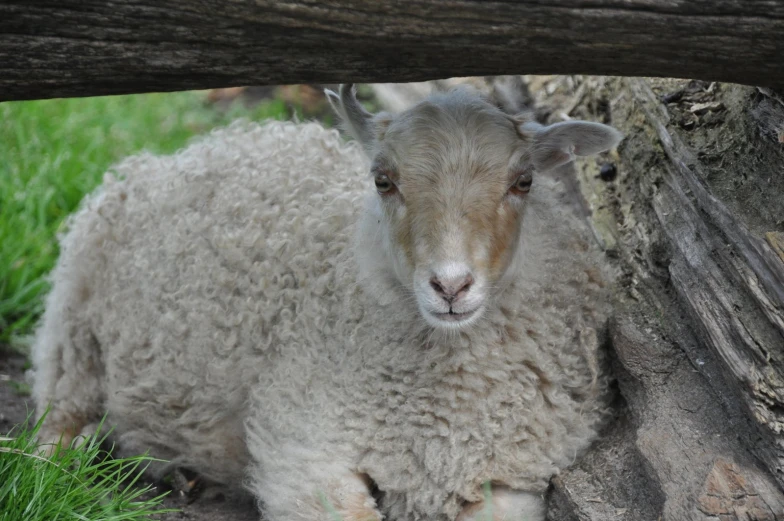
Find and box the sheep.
[32,83,622,521]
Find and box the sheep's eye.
[509,173,533,195]
[374,174,396,195]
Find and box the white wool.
[33,102,614,521]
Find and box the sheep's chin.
[420,305,485,331]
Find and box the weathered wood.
[2,1,784,101]
[528,76,784,520]
[625,79,784,485]
[565,76,784,518]
[549,313,784,521]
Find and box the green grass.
[0,91,290,345]
[0,414,174,521]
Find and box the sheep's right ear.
[523,120,623,172]
[325,84,390,152]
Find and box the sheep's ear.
[325,83,376,148]
[525,121,623,172]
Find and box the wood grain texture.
[549,313,784,521]
[517,74,784,520]
[628,81,784,479]
[1,0,784,101]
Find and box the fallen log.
[546,75,784,520]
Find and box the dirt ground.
[0,350,259,521]
[0,352,32,435]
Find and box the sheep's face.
[370,101,531,330]
[327,85,622,330]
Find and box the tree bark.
[2,0,784,101]
[535,75,784,520]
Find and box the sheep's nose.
[430,273,474,304]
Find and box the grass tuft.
[0,413,175,521]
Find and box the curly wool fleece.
[33,108,614,521]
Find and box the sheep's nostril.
[457,275,474,295]
[430,274,474,303]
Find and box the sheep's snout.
[416,262,486,329]
[429,273,473,305]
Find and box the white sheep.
[32,84,622,521]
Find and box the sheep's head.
[327,84,621,330]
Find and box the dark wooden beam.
[1,0,783,101]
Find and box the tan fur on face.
[481,199,522,280]
[377,90,532,288]
[394,206,417,268]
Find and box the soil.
[0,349,259,521]
[0,351,33,434]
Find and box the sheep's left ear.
[523,121,623,172]
[325,84,392,154]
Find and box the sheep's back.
[56,120,369,482]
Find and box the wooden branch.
[1,0,784,101]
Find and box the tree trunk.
[2,1,784,101]
[535,75,784,520]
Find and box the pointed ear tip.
[593,123,623,148]
[610,128,625,146]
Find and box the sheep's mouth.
[430,307,479,324]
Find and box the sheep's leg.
[32,306,104,453]
[457,486,545,521]
[312,472,382,521]
[259,471,381,521]
[246,455,381,521]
